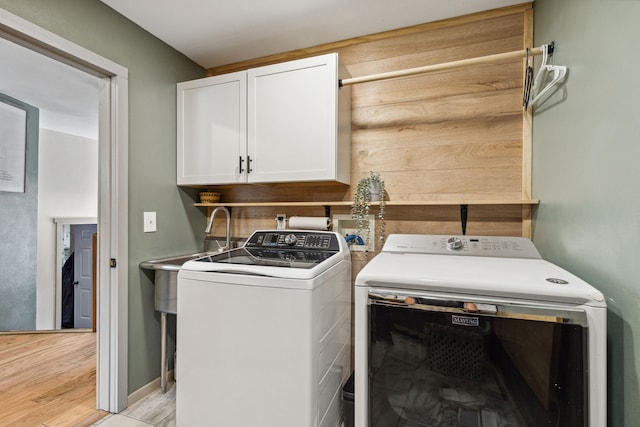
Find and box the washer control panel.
[245,230,339,251]
[383,234,542,259]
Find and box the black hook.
[548,41,555,56]
[460,204,468,236]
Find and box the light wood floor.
[0,332,108,427]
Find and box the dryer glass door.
[368,292,588,427]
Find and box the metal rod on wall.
[340,46,544,87]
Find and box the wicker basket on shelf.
[199,191,220,203]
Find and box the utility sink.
[140,252,209,272]
[140,252,209,314]
[140,237,244,314]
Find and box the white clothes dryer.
[354,234,606,427]
[176,230,351,427]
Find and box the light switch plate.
[144,212,157,233]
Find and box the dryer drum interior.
[367,296,587,427]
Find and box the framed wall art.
[0,97,27,193]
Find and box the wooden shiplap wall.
[202,4,534,272]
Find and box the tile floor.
[92,382,176,427]
[92,381,346,427]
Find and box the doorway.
[57,222,98,330]
[36,127,100,331]
[0,9,129,413]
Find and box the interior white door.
[72,223,96,329]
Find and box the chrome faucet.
[205,206,231,250]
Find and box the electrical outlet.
[144,212,157,233]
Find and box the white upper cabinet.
[177,53,351,186]
[247,53,351,184]
[177,72,247,185]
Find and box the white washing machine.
[355,234,606,427]
[176,230,351,427]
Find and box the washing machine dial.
[446,236,463,250]
[284,234,298,246]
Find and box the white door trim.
[0,9,129,412]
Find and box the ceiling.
[100,0,526,68]
[0,36,99,140]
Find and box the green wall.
[0,0,206,393]
[532,1,640,425]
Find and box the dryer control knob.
[446,236,463,250]
[284,234,298,246]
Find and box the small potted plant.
[351,171,386,254]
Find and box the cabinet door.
[247,53,343,183]
[177,72,247,185]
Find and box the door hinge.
[110,258,117,268]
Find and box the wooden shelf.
[194,199,539,207]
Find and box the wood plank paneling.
[351,115,522,149]
[338,13,523,63]
[355,140,522,173]
[351,62,522,108]
[202,4,535,261]
[342,35,524,78]
[352,88,522,128]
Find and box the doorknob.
[73,281,79,286]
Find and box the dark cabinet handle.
[248,156,253,173]
[239,156,245,173]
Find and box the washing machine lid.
[180,230,350,279]
[355,234,606,307]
